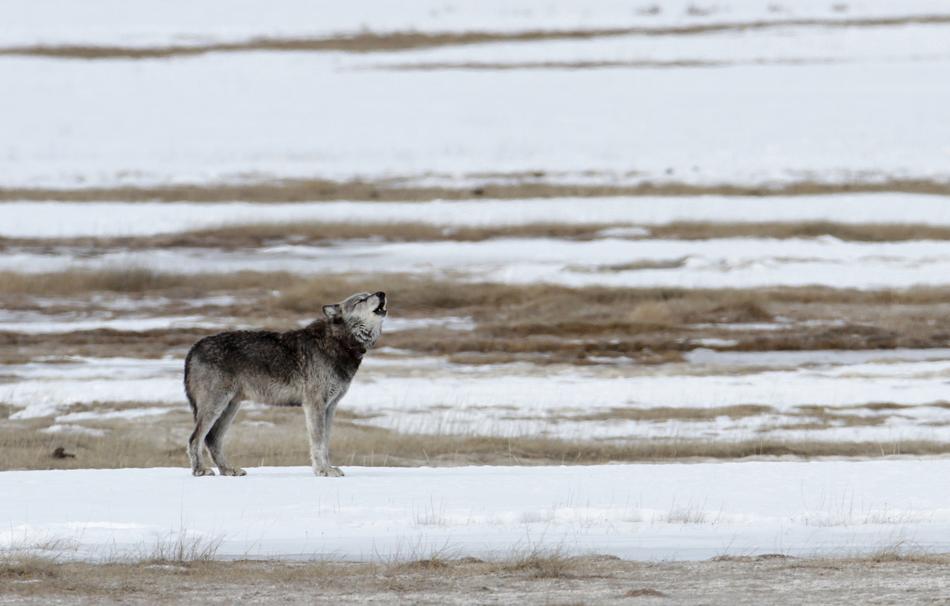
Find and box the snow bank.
[4,0,948,47]
[5,352,950,442]
[368,22,950,69]
[0,311,222,334]
[6,195,950,238]
[5,235,950,290]
[4,461,950,561]
[2,53,949,188]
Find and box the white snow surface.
[5,235,949,289]
[4,461,950,561]
[2,53,950,188]
[5,0,948,47]
[5,351,950,442]
[5,195,950,238]
[0,311,223,334]
[368,23,950,68]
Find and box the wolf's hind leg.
[205,398,246,476]
[188,391,233,477]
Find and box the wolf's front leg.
[302,397,343,477]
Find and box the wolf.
[184,291,387,477]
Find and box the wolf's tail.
[184,346,198,420]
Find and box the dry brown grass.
[4,271,950,363]
[0,222,620,251]
[0,553,61,580]
[0,268,288,296]
[652,221,950,242]
[3,14,949,60]
[3,404,949,473]
[496,548,576,578]
[3,176,950,203]
[6,268,948,308]
[557,404,775,423]
[145,533,224,564]
[10,220,950,261]
[3,551,949,605]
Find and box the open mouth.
[373,292,387,316]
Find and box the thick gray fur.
[184,291,387,477]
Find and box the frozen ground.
[2,0,950,191]
[4,461,950,561]
[5,0,948,47]
[0,311,224,334]
[368,23,950,69]
[5,350,950,442]
[5,194,950,238]
[6,235,950,290]
[0,309,462,335]
[6,195,950,290]
[3,53,949,189]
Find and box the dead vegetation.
[2,403,949,473]
[556,404,774,423]
[7,268,950,308]
[2,550,948,605]
[378,57,856,71]
[9,220,950,256]
[0,222,623,251]
[3,14,950,60]
[4,175,950,202]
[3,271,950,363]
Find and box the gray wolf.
[184,291,387,477]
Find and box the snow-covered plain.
[5,0,948,47]
[5,235,949,290]
[0,311,223,334]
[5,194,950,238]
[3,53,949,189]
[4,461,950,561]
[367,23,950,69]
[6,350,950,443]
[0,309,460,335]
[2,1,948,190]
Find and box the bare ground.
[3,402,947,472]
[4,176,950,202]
[3,14,950,59]
[8,220,950,252]
[3,273,950,363]
[2,553,948,605]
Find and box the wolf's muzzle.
[374,291,387,316]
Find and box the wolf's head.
[323,291,387,348]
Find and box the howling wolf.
[184,291,387,477]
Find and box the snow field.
[4,461,950,561]
[5,352,950,443]
[5,195,950,239]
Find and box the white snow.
[5,235,949,289]
[346,316,476,333]
[55,407,172,423]
[2,53,950,189]
[7,195,950,238]
[3,357,182,420]
[5,0,948,47]
[368,23,950,69]
[6,351,950,442]
[0,311,222,334]
[4,461,950,561]
[41,424,107,437]
[685,347,950,368]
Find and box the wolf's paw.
[193,467,216,477]
[220,467,247,477]
[315,466,345,477]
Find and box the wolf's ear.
[323,304,342,320]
